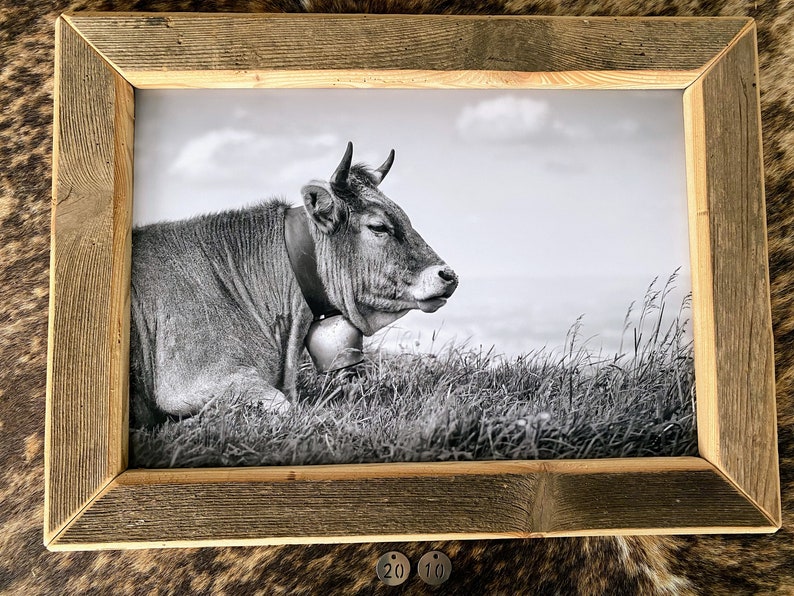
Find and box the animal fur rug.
[1,0,792,593]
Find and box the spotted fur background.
[1,1,792,594]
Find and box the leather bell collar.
[284,206,364,372]
[284,206,341,320]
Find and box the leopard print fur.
[1,0,792,593]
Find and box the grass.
[130,275,697,468]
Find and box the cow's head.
[302,142,458,336]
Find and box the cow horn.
[372,149,395,186]
[331,141,353,188]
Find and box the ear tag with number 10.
[418,550,452,585]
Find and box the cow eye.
[367,223,391,236]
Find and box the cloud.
[456,96,550,143]
[544,158,588,175]
[278,155,339,185]
[550,120,591,141]
[168,130,341,183]
[455,95,652,147]
[613,118,640,136]
[169,129,261,179]
[302,133,339,149]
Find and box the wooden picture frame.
[45,13,780,550]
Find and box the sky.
[133,89,691,355]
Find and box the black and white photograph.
[129,88,696,468]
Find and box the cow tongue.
[417,297,447,313]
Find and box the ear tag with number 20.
[376,551,410,586]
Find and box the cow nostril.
[438,268,456,283]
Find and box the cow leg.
[156,366,290,416]
[224,368,291,413]
[282,297,313,402]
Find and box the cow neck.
[283,206,342,321]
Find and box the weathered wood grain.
[684,25,779,525]
[109,74,133,477]
[48,458,773,550]
[683,53,719,499]
[123,69,699,90]
[45,14,779,550]
[44,17,133,544]
[65,14,750,88]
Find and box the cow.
[130,142,458,427]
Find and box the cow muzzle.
[414,265,458,313]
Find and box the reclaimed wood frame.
[45,13,780,550]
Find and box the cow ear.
[301,184,346,235]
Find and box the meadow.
[130,276,697,468]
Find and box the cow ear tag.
[305,315,364,372]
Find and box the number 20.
[383,562,406,579]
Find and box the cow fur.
[1,0,793,593]
[131,200,310,426]
[130,158,455,427]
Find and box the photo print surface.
[130,88,696,468]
